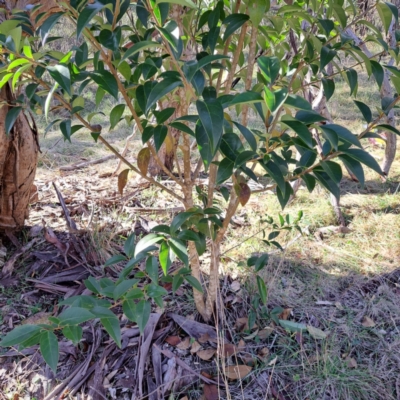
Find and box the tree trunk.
[0,87,39,230]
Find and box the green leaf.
[110,104,125,130]
[159,241,172,275]
[124,233,136,258]
[134,234,163,257]
[40,331,59,373]
[346,68,358,96]
[146,283,168,298]
[90,71,118,99]
[228,91,263,107]
[125,288,144,300]
[146,78,182,114]
[385,2,398,22]
[281,117,313,148]
[295,110,327,125]
[222,13,249,41]
[265,87,287,113]
[342,149,383,175]
[332,4,347,28]
[156,0,197,9]
[177,230,200,242]
[321,124,361,148]
[122,41,160,61]
[339,155,365,187]
[313,170,340,198]
[146,256,159,282]
[172,274,184,293]
[113,279,139,301]
[233,122,257,151]
[170,211,194,233]
[279,320,306,332]
[248,0,269,26]
[77,1,105,38]
[155,108,175,124]
[196,99,224,155]
[122,299,136,322]
[47,65,71,95]
[0,325,41,347]
[154,125,168,152]
[185,275,203,293]
[195,233,206,256]
[60,119,72,142]
[257,276,268,305]
[257,56,280,84]
[254,253,269,272]
[62,325,82,346]
[320,161,342,184]
[91,307,121,347]
[375,124,400,136]
[216,158,234,185]
[135,300,151,334]
[169,121,195,136]
[58,307,95,326]
[322,78,335,101]
[370,60,384,89]
[169,238,188,266]
[260,160,286,196]
[5,107,22,136]
[284,94,311,110]
[38,12,64,45]
[320,47,337,71]
[376,3,393,34]
[354,100,372,123]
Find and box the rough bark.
[0,87,39,230]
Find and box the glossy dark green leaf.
[254,253,269,272]
[295,110,327,125]
[110,104,125,130]
[177,230,200,242]
[302,174,316,192]
[134,234,163,257]
[38,12,64,45]
[154,125,168,152]
[281,118,313,148]
[320,126,338,150]
[375,124,400,136]
[172,275,184,293]
[155,108,175,124]
[320,46,337,71]
[320,161,342,184]
[339,155,365,187]
[321,124,361,148]
[169,121,195,136]
[195,233,206,256]
[185,275,203,293]
[124,233,136,258]
[113,279,139,300]
[222,13,249,41]
[77,1,105,38]
[146,256,159,283]
[229,91,263,107]
[376,3,393,34]
[234,150,257,168]
[257,56,280,84]
[146,78,182,114]
[170,211,194,233]
[318,18,334,35]
[354,100,372,123]
[284,94,311,110]
[260,160,286,196]
[322,78,335,101]
[122,299,136,322]
[370,60,384,89]
[233,121,257,151]
[346,68,358,96]
[60,119,72,142]
[169,238,188,266]
[90,71,118,99]
[5,106,22,135]
[298,150,317,168]
[313,170,340,198]
[216,158,234,185]
[40,331,59,373]
[146,283,168,298]
[341,148,383,175]
[47,65,71,95]
[196,99,224,155]
[196,122,213,169]
[98,29,119,51]
[276,181,292,209]
[196,54,230,72]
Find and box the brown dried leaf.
[234,183,251,206]
[190,341,202,354]
[165,336,182,346]
[21,312,51,325]
[230,281,241,292]
[279,308,292,320]
[198,333,210,344]
[361,316,375,328]
[237,339,246,350]
[197,349,216,361]
[176,337,191,350]
[258,347,269,358]
[345,357,357,368]
[180,397,188,400]
[218,343,237,358]
[235,317,257,332]
[204,384,219,400]
[224,364,252,380]
[137,147,151,176]
[118,169,130,195]
[240,353,256,366]
[258,327,274,340]
[243,329,259,341]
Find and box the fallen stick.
[59,154,116,171]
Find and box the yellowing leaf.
[118,169,130,195]
[306,325,327,340]
[224,364,252,380]
[137,147,150,176]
